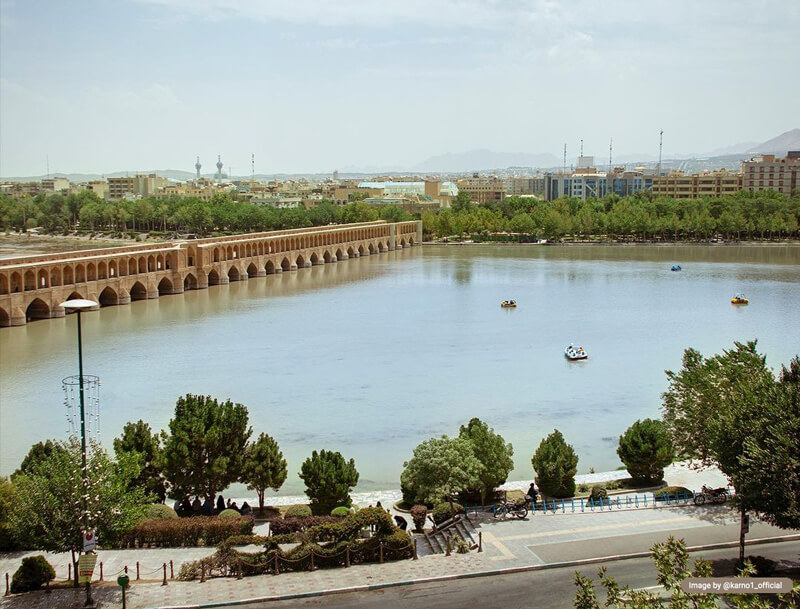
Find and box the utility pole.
[658,129,664,176]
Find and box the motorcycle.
[492,500,528,519]
[693,485,729,505]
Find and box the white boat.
[565,344,588,360]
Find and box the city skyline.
[1,0,798,177]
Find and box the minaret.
[195,156,202,180]
[216,155,223,180]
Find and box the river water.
[1,244,798,497]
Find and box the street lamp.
[60,298,98,607]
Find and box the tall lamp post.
[60,299,98,608]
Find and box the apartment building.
[107,174,169,200]
[741,152,800,196]
[457,175,506,203]
[651,171,743,199]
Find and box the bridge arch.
[310,252,319,265]
[0,275,7,295]
[280,257,291,272]
[66,290,84,301]
[295,254,305,268]
[157,277,173,295]
[147,255,155,272]
[26,298,50,322]
[129,281,147,301]
[156,254,164,271]
[347,246,355,257]
[213,248,220,263]
[0,306,8,327]
[87,263,96,281]
[335,248,344,260]
[109,260,118,277]
[24,270,35,291]
[98,261,107,280]
[183,273,198,291]
[10,272,22,293]
[227,266,240,282]
[49,268,62,287]
[208,268,221,286]
[98,286,118,307]
[358,245,365,256]
[37,269,49,288]
[368,243,376,254]
[323,250,332,263]
[247,262,258,278]
[265,260,275,274]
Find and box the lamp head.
[59,299,98,311]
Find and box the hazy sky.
[1,0,797,176]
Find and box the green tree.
[451,190,473,213]
[298,450,359,514]
[661,341,783,565]
[458,418,514,504]
[531,429,578,498]
[400,436,481,505]
[241,433,288,511]
[8,439,146,585]
[573,536,800,609]
[13,440,67,479]
[737,356,800,531]
[161,394,252,499]
[617,419,674,485]
[0,477,18,550]
[113,420,167,503]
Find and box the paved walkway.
[0,462,759,609]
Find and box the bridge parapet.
[0,221,421,327]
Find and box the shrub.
[589,485,607,501]
[617,419,674,485]
[268,516,339,536]
[432,502,464,525]
[531,429,578,498]
[454,539,471,554]
[218,509,241,519]
[330,507,350,517]
[410,505,427,532]
[145,504,178,519]
[284,504,312,519]
[10,556,55,593]
[653,486,692,501]
[577,484,590,493]
[299,450,359,514]
[124,515,254,547]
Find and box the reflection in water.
[1,245,799,497]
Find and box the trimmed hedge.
[218,509,241,519]
[268,516,340,536]
[10,556,55,593]
[432,502,464,525]
[179,509,413,581]
[284,505,312,519]
[330,507,350,517]
[123,515,254,548]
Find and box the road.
[229,541,800,609]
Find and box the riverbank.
[424,239,800,247]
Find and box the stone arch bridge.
[0,220,422,327]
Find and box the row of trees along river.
[1,188,799,242]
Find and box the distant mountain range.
[3,129,798,181]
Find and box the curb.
[142,533,800,609]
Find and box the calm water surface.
[1,245,799,496]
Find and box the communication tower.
[195,156,201,180]
[658,130,664,176]
[609,138,613,173]
[216,155,224,180]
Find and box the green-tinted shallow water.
[1,244,798,495]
